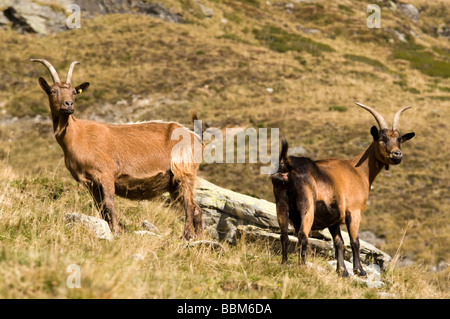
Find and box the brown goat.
[271,103,415,276]
[31,59,203,240]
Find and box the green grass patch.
[344,54,389,72]
[429,95,450,101]
[253,25,334,56]
[338,4,354,14]
[236,0,260,8]
[393,44,450,78]
[329,105,347,112]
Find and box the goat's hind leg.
[295,185,315,266]
[172,177,202,241]
[297,206,314,266]
[276,200,290,264]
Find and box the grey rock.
[133,230,161,237]
[203,208,243,245]
[314,228,391,269]
[130,253,145,261]
[327,260,385,288]
[430,261,449,272]
[2,0,67,34]
[437,24,450,39]
[64,212,114,241]
[195,178,279,229]
[134,2,183,23]
[142,220,161,234]
[74,0,184,23]
[396,256,415,268]
[0,11,10,25]
[194,0,214,18]
[359,230,386,247]
[393,29,407,42]
[398,3,420,23]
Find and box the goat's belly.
[311,200,342,230]
[115,171,172,200]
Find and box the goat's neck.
[350,142,384,189]
[53,114,77,150]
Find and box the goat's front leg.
[328,224,349,277]
[88,181,121,234]
[345,211,367,277]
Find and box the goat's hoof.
[111,225,123,235]
[354,268,367,278]
[180,232,194,241]
[337,269,349,277]
[195,231,204,240]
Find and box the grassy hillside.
[0,166,447,298]
[0,0,449,297]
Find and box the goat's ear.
[75,82,90,94]
[402,132,415,142]
[370,126,379,140]
[38,77,51,94]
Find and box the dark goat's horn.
[31,59,61,84]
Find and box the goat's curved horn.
[30,59,61,84]
[355,102,389,130]
[392,106,412,131]
[66,61,80,84]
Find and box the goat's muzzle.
[61,100,74,114]
[390,150,402,164]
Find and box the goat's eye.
[50,90,57,95]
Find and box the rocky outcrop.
[1,0,67,35]
[194,178,392,269]
[74,0,183,23]
[0,0,182,35]
[195,178,279,229]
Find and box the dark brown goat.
[32,59,203,240]
[271,103,415,276]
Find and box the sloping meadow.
[0,0,448,297]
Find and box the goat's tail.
[278,136,294,172]
[170,116,201,200]
[170,136,198,202]
[190,109,204,142]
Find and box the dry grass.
[0,165,446,298]
[0,0,449,298]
